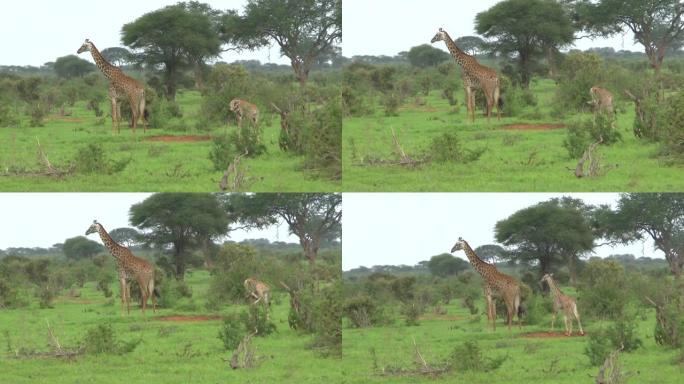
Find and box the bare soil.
[145,135,212,142]
[155,315,223,322]
[503,123,566,131]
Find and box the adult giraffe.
[77,39,147,133]
[431,28,501,122]
[451,237,521,331]
[85,220,156,315]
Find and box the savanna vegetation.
[342,0,684,191]
[0,192,342,382]
[342,193,684,383]
[0,0,342,191]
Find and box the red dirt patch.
[155,315,222,322]
[145,135,212,142]
[522,331,586,338]
[48,116,84,123]
[503,123,566,131]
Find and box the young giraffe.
[244,277,271,319]
[77,39,147,133]
[589,86,614,116]
[431,28,501,122]
[451,237,521,331]
[85,220,156,315]
[540,273,584,336]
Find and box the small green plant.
[82,323,140,355]
[448,340,508,371]
[425,133,485,163]
[218,314,245,351]
[381,92,401,116]
[402,302,422,326]
[72,143,131,174]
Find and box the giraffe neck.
[442,32,473,70]
[462,241,495,282]
[546,277,563,299]
[88,43,118,81]
[96,225,126,262]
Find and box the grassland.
[0,91,338,192]
[342,300,682,383]
[342,79,684,192]
[0,270,341,383]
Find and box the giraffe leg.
[148,278,157,313]
[466,87,475,122]
[486,294,496,331]
[515,292,522,330]
[550,311,556,331]
[129,96,138,134]
[574,304,584,335]
[563,315,569,336]
[494,85,501,120]
[111,97,119,134]
[139,90,147,134]
[125,282,131,314]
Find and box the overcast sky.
[0,193,297,249]
[0,0,290,67]
[342,0,641,58]
[342,193,662,271]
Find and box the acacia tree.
[595,193,684,278]
[129,193,230,280]
[407,44,451,67]
[223,193,341,271]
[455,36,488,56]
[63,236,103,260]
[122,2,222,100]
[475,0,575,88]
[220,0,341,86]
[573,0,684,73]
[474,244,508,264]
[495,199,595,278]
[53,55,95,79]
[100,47,132,67]
[426,253,470,277]
[108,227,142,248]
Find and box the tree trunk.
[568,255,577,286]
[165,63,177,101]
[519,52,531,89]
[290,58,309,87]
[174,248,185,281]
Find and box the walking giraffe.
[540,273,584,336]
[77,39,147,133]
[85,220,156,315]
[451,237,521,331]
[431,28,501,122]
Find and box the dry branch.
[226,331,258,369]
[219,150,249,191]
[575,137,607,178]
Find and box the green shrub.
[448,340,507,372]
[401,302,422,326]
[310,282,342,357]
[341,86,373,117]
[555,52,605,112]
[578,260,628,320]
[425,133,485,163]
[208,134,234,171]
[564,119,590,159]
[585,318,642,366]
[381,92,401,116]
[72,143,131,174]
[82,323,141,355]
[301,95,342,180]
[218,313,245,351]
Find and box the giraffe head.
[539,273,553,285]
[450,237,466,253]
[430,28,448,44]
[77,39,94,54]
[85,220,100,235]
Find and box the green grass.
[0,90,338,192]
[0,271,341,383]
[342,79,684,191]
[342,300,682,383]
